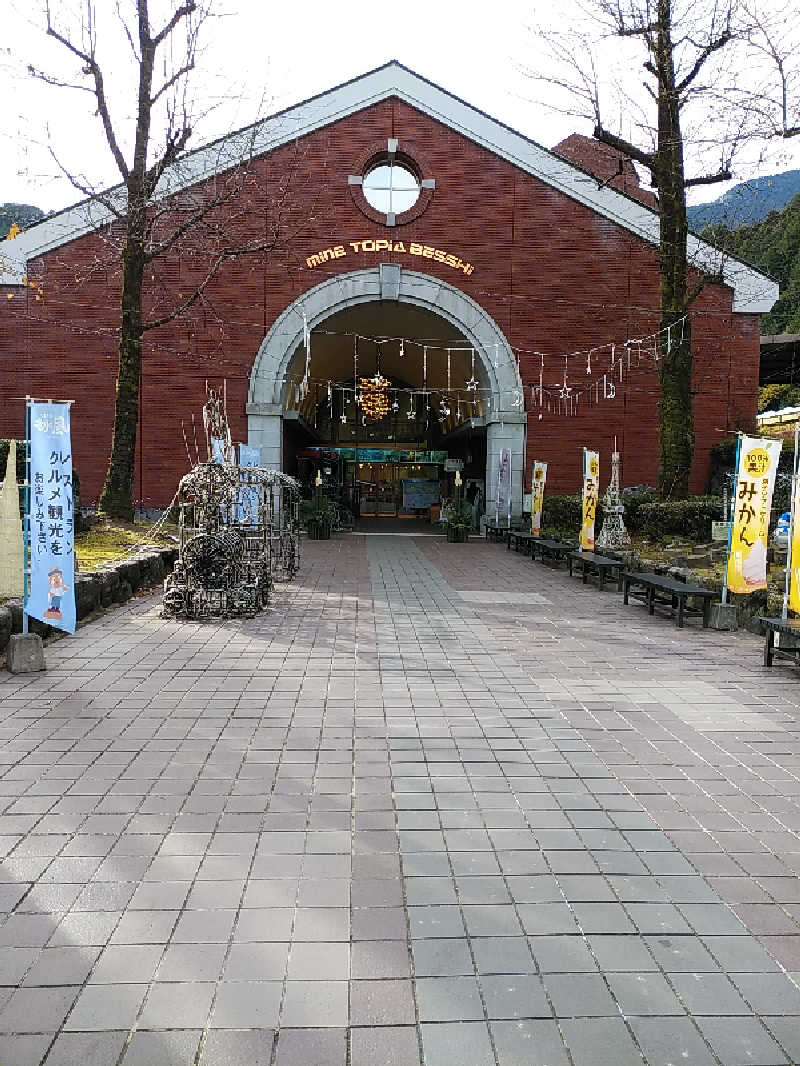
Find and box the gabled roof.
[0,61,777,312]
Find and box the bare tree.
[30,1,282,519]
[534,0,798,498]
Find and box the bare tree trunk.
[99,206,146,520]
[654,0,693,498]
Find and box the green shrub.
[541,493,593,540]
[637,496,723,541]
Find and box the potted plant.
[304,473,335,540]
[441,471,471,542]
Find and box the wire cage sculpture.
[163,461,300,620]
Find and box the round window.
[362,162,421,216]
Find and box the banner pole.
[782,424,799,621]
[22,398,31,636]
[721,432,742,606]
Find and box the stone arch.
[246,267,526,515]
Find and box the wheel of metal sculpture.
[183,530,244,587]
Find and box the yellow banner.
[727,436,782,594]
[531,461,547,535]
[581,450,599,551]
[789,474,800,613]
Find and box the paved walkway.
[0,535,799,1066]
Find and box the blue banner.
[237,444,261,525]
[25,402,76,634]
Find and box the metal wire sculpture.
[163,388,300,620]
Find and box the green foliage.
[441,499,472,530]
[637,496,723,541]
[541,494,589,540]
[758,383,800,413]
[702,190,800,334]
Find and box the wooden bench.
[622,571,715,628]
[485,522,524,545]
[568,550,625,591]
[531,538,576,567]
[761,616,800,667]
[508,530,536,555]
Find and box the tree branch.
[594,125,656,171]
[153,2,197,47]
[676,28,733,95]
[684,168,733,187]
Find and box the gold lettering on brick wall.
[306,239,474,276]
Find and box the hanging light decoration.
[358,351,390,421]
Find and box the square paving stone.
[529,936,598,973]
[65,984,146,1031]
[287,942,349,980]
[480,974,551,1019]
[124,1029,203,1066]
[605,972,684,1015]
[729,972,800,1014]
[628,1017,718,1066]
[701,935,781,972]
[544,972,618,1017]
[281,980,348,1026]
[139,982,215,1028]
[668,972,751,1015]
[233,908,293,942]
[413,938,474,977]
[44,1030,127,1066]
[110,910,178,944]
[572,903,636,934]
[350,980,416,1025]
[210,982,282,1028]
[560,1017,645,1066]
[292,907,350,942]
[463,905,524,937]
[351,941,411,979]
[351,906,408,940]
[409,906,464,938]
[471,937,537,975]
[157,943,227,982]
[23,946,99,986]
[587,935,657,972]
[490,1019,570,1066]
[350,1025,421,1066]
[90,945,163,984]
[643,934,717,972]
[696,1016,789,1065]
[421,1021,495,1066]
[0,1034,51,1065]
[517,904,579,936]
[624,904,692,935]
[275,1027,346,1066]
[763,1016,800,1063]
[416,975,484,1021]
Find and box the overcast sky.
[2,0,799,215]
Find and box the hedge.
[541,490,723,542]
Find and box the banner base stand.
[6,633,46,674]
[710,602,738,631]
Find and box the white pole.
[782,425,799,621]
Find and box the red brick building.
[0,62,776,515]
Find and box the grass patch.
[75,518,176,570]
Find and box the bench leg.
[677,595,685,628]
[648,587,655,615]
[599,570,605,591]
[623,581,630,605]
[582,565,588,584]
[617,570,623,593]
[702,600,710,629]
[765,628,775,667]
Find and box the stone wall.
[0,547,177,657]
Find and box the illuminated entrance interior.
[282,302,489,519]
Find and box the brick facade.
[0,96,760,507]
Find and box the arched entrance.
[247,267,525,519]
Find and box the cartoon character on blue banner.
[25,401,77,634]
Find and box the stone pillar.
[246,402,283,471]
[486,413,526,520]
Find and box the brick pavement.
[0,534,798,1066]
